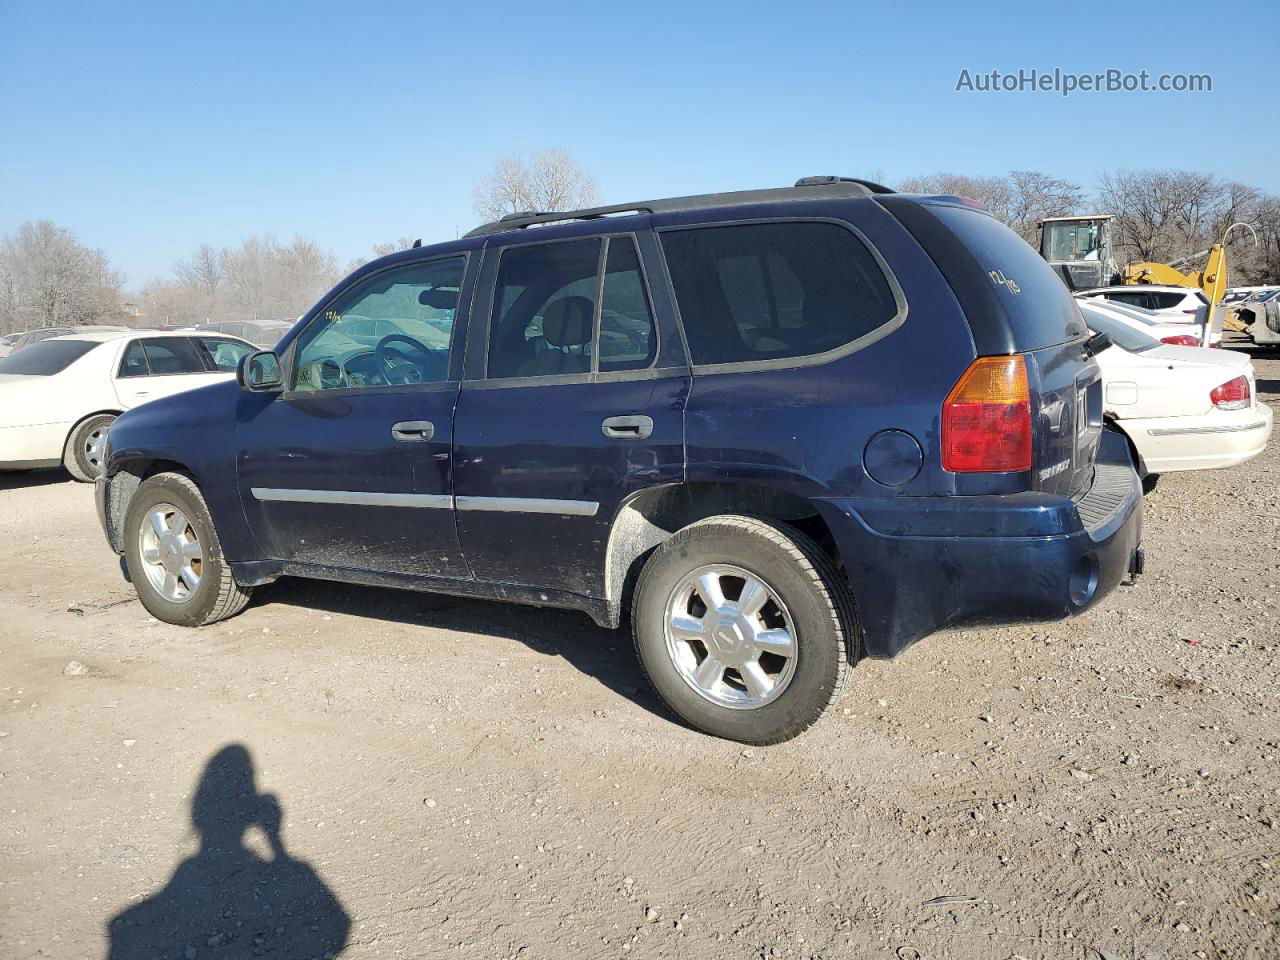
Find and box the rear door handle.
[601,415,653,439]
[391,420,435,442]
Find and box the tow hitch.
[1123,546,1145,586]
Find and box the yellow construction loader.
[1039,216,1237,344]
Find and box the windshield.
[0,339,98,375]
[1043,221,1104,262]
[1078,304,1159,353]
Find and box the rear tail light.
[1161,334,1201,347]
[1210,342,1221,349]
[1210,375,1250,410]
[942,355,1032,472]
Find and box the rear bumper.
[816,429,1143,658]
[1125,403,1271,473]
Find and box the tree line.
[2,151,1278,335]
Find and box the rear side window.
[0,339,97,375]
[1151,291,1195,310]
[140,338,208,375]
[661,222,898,366]
[904,203,1087,350]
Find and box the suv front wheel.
[632,515,858,744]
[123,472,253,626]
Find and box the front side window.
[291,256,464,392]
[141,338,208,375]
[196,337,254,371]
[661,222,898,366]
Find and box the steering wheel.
[374,334,442,385]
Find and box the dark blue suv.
[96,177,1143,743]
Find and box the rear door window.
[140,338,208,375]
[0,339,98,375]
[660,222,898,366]
[488,239,602,379]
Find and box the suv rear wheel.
[632,515,857,744]
[123,472,253,626]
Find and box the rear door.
[235,254,473,577]
[452,230,689,597]
[113,337,223,408]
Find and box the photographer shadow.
[105,744,350,960]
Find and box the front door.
[453,233,689,597]
[236,254,473,578]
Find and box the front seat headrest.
[541,296,594,347]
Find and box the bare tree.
[138,236,341,327]
[370,237,418,259]
[0,220,124,333]
[1099,169,1270,279]
[1005,170,1085,243]
[472,148,599,222]
[896,171,1082,245]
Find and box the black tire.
[63,413,116,483]
[1141,473,1160,495]
[631,515,858,744]
[123,472,253,626]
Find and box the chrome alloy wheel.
[138,503,203,603]
[664,564,798,709]
[84,427,108,477]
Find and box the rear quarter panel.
[674,198,979,500]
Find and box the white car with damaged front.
[1080,302,1272,479]
[0,330,254,481]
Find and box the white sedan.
[0,330,254,481]
[1079,302,1272,478]
[1075,295,1221,347]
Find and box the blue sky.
[2,0,1276,287]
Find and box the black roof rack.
[464,176,895,238]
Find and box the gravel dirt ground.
[2,341,1278,960]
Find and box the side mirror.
[238,350,283,392]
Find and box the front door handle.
[601,415,653,439]
[391,420,435,442]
